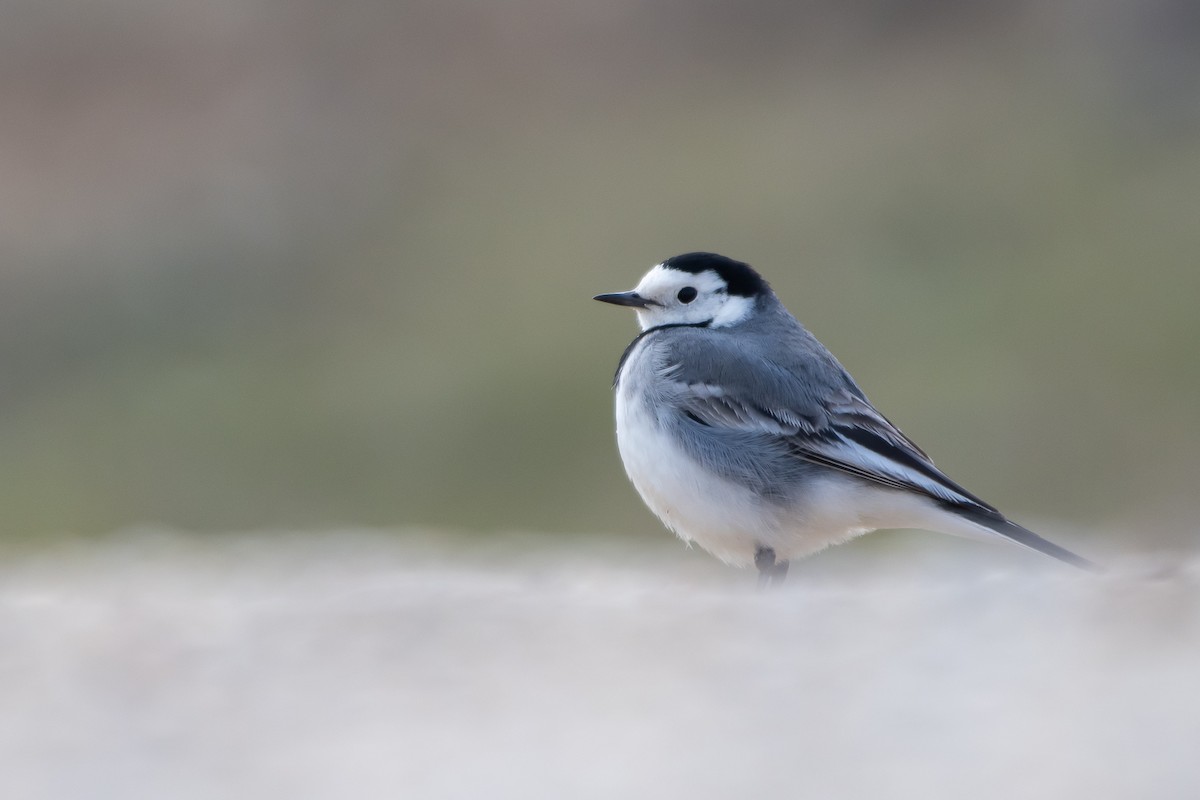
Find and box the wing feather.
[669,374,996,513]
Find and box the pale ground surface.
[0,528,1196,800]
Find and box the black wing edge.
[946,503,1103,573]
[835,424,1000,513]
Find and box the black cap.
[661,252,768,298]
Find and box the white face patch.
[629,265,756,331]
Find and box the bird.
[594,252,1097,585]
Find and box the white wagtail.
[595,252,1096,584]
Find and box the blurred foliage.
[0,0,1198,542]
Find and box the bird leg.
[754,545,789,588]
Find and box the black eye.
[677,286,698,303]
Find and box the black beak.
[593,291,659,308]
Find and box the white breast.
[613,342,791,567]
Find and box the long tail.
[948,504,1103,573]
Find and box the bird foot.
[754,546,789,589]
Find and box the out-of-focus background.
[3,1,1200,798]
[3,0,1198,542]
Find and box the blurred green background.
[2,0,1197,545]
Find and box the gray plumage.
[597,253,1096,581]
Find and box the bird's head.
[594,252,770,331]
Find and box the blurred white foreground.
[1,529,1196,800]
